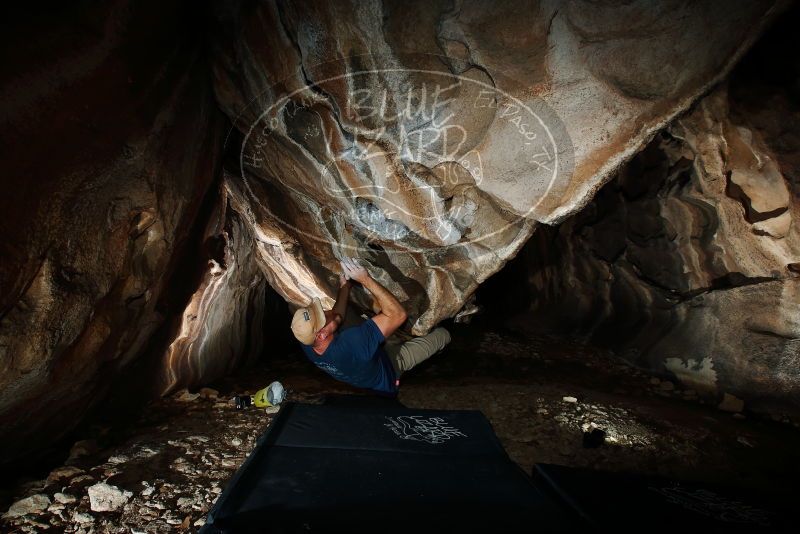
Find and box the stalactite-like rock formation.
[210,0,785,333]
[158,182,268,395]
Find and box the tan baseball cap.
[290,297,326,345]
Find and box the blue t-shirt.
[301,319,397,394]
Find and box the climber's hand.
[340,257,370,284]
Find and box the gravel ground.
[3,326,799,532]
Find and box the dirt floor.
[3,325,800,532]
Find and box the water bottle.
[253,381,285,408]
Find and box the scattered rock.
[3,494,51,518]
[175,389,200,402]
[265,406,280,414]
[47,466,84,484]
[649,377,661,385]
[718,393,745,413]
[199,387,219,399]
[176,497,195,508]
[659,381,675,392]
[230,437,243,447]
[87,483,132,512]
[68,474,95,486]
[132,446,160,459]
[562,396,578,403]
[67,439,98,462]
[72,511,94,524]
[54,493,76,504]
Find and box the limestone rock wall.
[210,0,785,333]
[2,0,798,464]
[0,1,226,460]
[158,183,268,395]
[523,76,800,411]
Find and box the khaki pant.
[385,327,451,377]
[340,311,452,377]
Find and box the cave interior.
[1,0,799,532]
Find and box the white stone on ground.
[3,494,51,518]
[53,493,76,504]
[72,511,94,524]
[175,389,200,402]
[87,483,132,512]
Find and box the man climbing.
[290,257,451,394]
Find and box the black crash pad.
[533,463,792,533]
[202,396,572,533]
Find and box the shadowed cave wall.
[480,12,800,414]
[0,0,798,467]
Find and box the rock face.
[520,15,800,412]
[1,0,798,466]
[0,1,226,461]
[159,182,268,394]
[210,0,784,333]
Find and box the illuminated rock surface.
[211,0,783,332]
[0,0,798,469]
[520,50,800,409]
[159,184,268,394]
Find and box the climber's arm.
[340,258,407,338]
[331,274,352,321]
[361,276,407,338]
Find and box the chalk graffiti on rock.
[237,57,574,254]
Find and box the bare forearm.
[332,282,351,319]
[362,277,406,321]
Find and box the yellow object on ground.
[253,381,285,408]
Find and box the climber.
[290,257,451,394]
